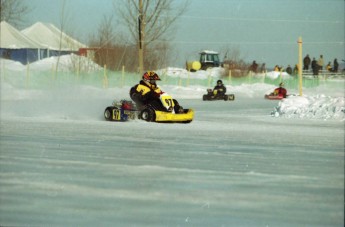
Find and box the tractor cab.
[199,50,220,70]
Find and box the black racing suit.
[130,80,183,112]
[213,84,227,97]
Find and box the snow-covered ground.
[0,56,344,226]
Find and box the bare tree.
[0,0,31,28]
[89,14,127,71]
[114,0,189,70]
[55,0,77,76]
[116,0,188,45]
[222,46,251,77]
[97,15,116,48]
[53,0,67,78]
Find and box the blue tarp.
[0,48,77,64]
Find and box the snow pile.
[1,54,102,72]
[158,67,292,80]
[0,58,24,71]
[249,71,291,79]
[264,71,291,79]
[30,54,102,72]
[272,95,345,120]
[157,67,226,79]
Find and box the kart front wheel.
[140,108,155,122]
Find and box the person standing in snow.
[303,54,311,71]
[249,61,258,73]
[326,62,332,72]
[259,63,266,73]
[311,57,319,77]
[286,65,292,75]
[333,58,339,72]
[317,55,324,70]
[293,64,299,75]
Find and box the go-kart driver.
[212,80,227,97]
[130,71,184,113]
[272,82,287,98]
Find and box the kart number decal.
[165,98,173,107]
[161,95,174,109]
[113,109,121,120]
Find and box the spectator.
[311,57,319,77]
[317,55,324,70]
[333,58,339,72]
[303,54,311,70]
[249,61,258,73]
[293,64,299,75]
[326,62,332,72]
[259,63,266,73]
[286,65,292,75]
[274,65,280,72]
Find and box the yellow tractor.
[186,50,220,71]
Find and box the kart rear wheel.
[104,107,113,121]
[140,108,155,122]
[203,95,207,101]
[223,95,229,101]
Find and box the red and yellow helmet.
[142,71,161,82]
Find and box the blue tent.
[0,21,44,64]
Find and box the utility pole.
[138,0,144,75]
[298,37,303,96]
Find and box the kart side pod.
[139,107,194,123]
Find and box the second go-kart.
[202,89,235,101]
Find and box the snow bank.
[265,71,291,79]
[1,54,102,72]
[31,54,103,72]
[0,58,24,71]
[272,95,345,120]
[156,67,226,79]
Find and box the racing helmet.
[142,71,161,84]
[279,82,284,87]
[217,80,223,85]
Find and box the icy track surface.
[0,87,344,226]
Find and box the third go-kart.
[264,94,284,100]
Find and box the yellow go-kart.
[104,94,194,123]
[138,93,194,123]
